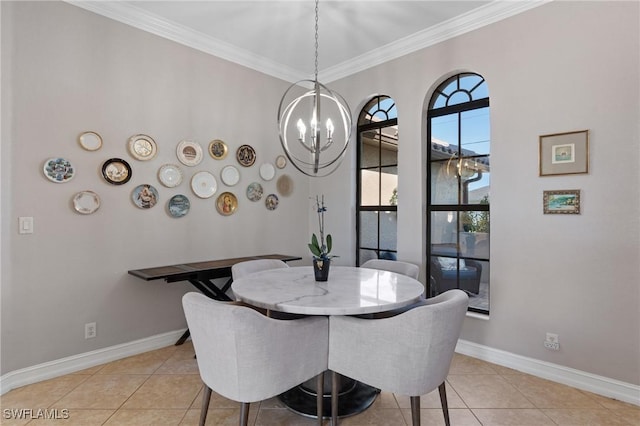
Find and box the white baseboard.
[0,329,187,395]
[456,339,640,406]
[2,331,638,407]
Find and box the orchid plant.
[308,195,336,260]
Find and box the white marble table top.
[231,266,425,315]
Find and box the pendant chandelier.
[277,0,352,177]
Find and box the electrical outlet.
[85,322,96,339]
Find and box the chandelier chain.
[314,0,319,81]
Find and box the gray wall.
[1,1,310,374]
[313,1,640,385]
[2,0,639,389]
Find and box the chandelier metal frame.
[277,0,352,177]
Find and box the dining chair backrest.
[360,259,419,280]
[328,289,468,425]
[232,258,289,279]
[182,292,328,425]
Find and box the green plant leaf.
[311,233,319,249]
[308,243,321,257]
[326,234,332,253]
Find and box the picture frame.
[539,130,589,176]
[543,189,581,214]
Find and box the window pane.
[360,170,380,205]
[360,132,380,168]
[359,211,379,248]
[431,160,459,205]
[463,156,490,205]
[379,126,398,167]
[431,114,459,156]
[448,91,472,106]
[359,249,378,265]
[430,211,458,249]
[468,260,489,311]
[461,107,490,155]
[380,166,398,206]
[379,211,397,251]
[459,74,483,93]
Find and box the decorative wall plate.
[221,165,240,186]
[276,155,287,169]
[216,192,238,216]
[265,193,279,211]
[158,164,183,188]
[259,162,276,181]
[128,134,157,161]
[191,171,217,198]
[209,139,228,160]
[168,194,190,218]
[78,131,103,151]
[43,157,75,183]
[246,182,263,201]
[73,191,100,214]
[276,174,294,197]
[236,144,256,167]
[132,184,159,209]
[102,158,132,185]
[177,140,203,166]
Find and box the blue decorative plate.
[168,194,190,218]
[43,158,75,183]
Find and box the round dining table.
[231,265,425,419]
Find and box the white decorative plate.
[132,184,159,209]
[78,131,103,151]
[265,193,279,210]
[276,174,294,197]
[43,158,75,183]
[191,171,217,198]
[168,194,190,218]
[259,163,276,181]
[276,155,287,169]
[177,140,203,167]
[73,191,100,214]
[128,134,157,161]
[221,165,240,186]
[246,182,263,201]
[158,164,183,188]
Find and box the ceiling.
[67,1,547,83]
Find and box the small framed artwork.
[539,130,589,176]
[543,190,581,214]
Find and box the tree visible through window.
[356,96,398,265]
[427,73,490,314]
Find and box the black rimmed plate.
[102,158,132,185]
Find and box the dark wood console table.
[128,254,302,344]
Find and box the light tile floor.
[1,343,638,425]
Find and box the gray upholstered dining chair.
[182,292,328,426]
[328,289,468,426]
[231,258,297,318]
[360,258,420,280]
[231,258,289,279]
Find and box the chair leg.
[316,372,324,425]
[199,385,212,426]
[331,371,339,425]
[410,395,420,426]
[438,382,450,426]
[239,402,250,426]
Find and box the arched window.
[356,95,398,265]
[427,73,490,314]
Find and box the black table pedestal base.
[279,374,378,419]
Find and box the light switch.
[19,217,33,234]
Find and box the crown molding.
[320,0,551,82]
[64,1,307,83]
[66,1,550,84]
